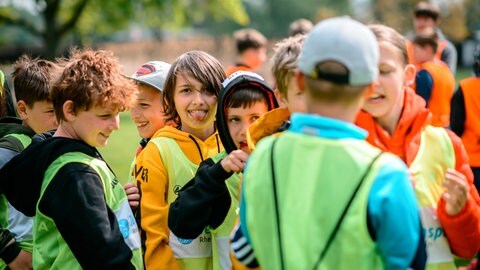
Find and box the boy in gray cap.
[231,16,424,269]
[128,61,171,179]
[125,61,170,218]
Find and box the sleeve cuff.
[207,161,233,183]
[0,241,21,264]
[438,196,477,226]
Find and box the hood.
[0,132,99,216]
[216,71,278,153]
[247,107,291,153]
[152,125,223,163]
[0,117,35,138]
[356,87,431,163]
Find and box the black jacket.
[0,134,135,269]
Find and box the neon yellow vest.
[33,152,143,270]
[410,126,456,270]
[245,134,385,269]
[152,137,213,270]
[210,152,241,270]
[0,133,33,270]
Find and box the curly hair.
[52,49,137,122]
[162,50,225,125]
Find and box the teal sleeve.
[368,156,424,269]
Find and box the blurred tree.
[0,0,248,59]
[372,0,417,34]
[198,0,351,38]
[441,1,469,42]
[372,0,473,43]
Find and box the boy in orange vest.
[407,1,457,74]
[412,29,455,127]
[451,45,480,192]
[226,28,267,76]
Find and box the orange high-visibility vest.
[418,61,455,127]
[459,77,480,166]
[407,40,447,70]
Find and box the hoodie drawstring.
[188,135,204,161]
[215,133,220,153]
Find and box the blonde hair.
[271,34,305,97]
[368,24,409,66]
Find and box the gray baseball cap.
[298,16,379,86]
[130,61,171,92]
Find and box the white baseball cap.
[130,61,171,92]
[297,16,379,86]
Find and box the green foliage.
[198,0,351,38]
[0,0,249,58]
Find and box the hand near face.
[442,169,470,216]
[220,150,249,173]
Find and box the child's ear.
[62,100,76,121]
[295,71,306,94]
[274,89,288,108]
[403,64,416,87]
[16,100,28,120]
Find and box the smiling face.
[363,41,415,126]
[65,102,120,147]
[174,72,217,139]
[227,101,268,153]
[130,84,166,139]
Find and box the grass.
[100,67,475,185]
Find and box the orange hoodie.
[356,88,480,258]
[135,126,223,270]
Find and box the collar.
[289,113,367,140]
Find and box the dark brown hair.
[226,87,270,110]
[162,50,226,125]
[412,30,439,54]
[414,1,440,21]
[233,28,267,54]
[12,55,62,107]
[289,18,313,37]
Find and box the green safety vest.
[33,152,143,270]
[410,126,456,270]
[152,137,213,270]
[244,134,386,270]
[210,152,241,270]
[0,133,33,270]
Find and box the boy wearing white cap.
[231,17,424,269]
[129,61,171,159]
[125,61,171,244]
